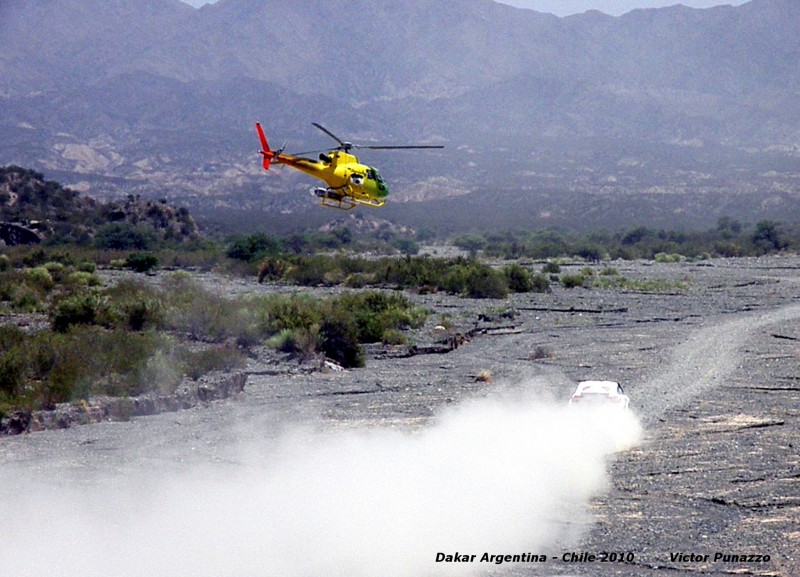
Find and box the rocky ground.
[1,255,799,577]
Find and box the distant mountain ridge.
[1,0,798,232]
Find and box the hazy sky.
[181,0,750,16]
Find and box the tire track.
[638,302,800,424]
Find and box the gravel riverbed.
[1,255,798,577]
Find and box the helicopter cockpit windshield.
[366,168,384,183]
[366,167,388,195]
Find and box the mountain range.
[1,0,799,233]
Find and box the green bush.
[65,270,101,286]
[77,261,97,274]
[655,252,684,263]
[161,276,231,340]
[51,291,100,332]
[180,344,247,380]
[226,233,282,262]
[382,328,409,345]
[99,280,165,331]
[11,282,45,312]
[504,264,534,293]
[465,268,508,299]
[126,252,159,273]
[530,273,551,293]
[251,294,322,335]
[561,273,586,289]
[24,266,55,291]
[266,327,320,358]
[285,256,341,286]
[542,261,561,274]
[95,223,157,251]
[257,257,287,282]
[320,313,365,368]
[333,292,425,342]
[0,327,27,398]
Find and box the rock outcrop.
[0,371,246,435]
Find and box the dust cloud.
[1,383,641,577]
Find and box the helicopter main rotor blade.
[291,148,333,156]
[359,145,444,150]
[312,122,347,147]
[313,122,444,151]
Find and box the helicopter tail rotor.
[255,122,275,170]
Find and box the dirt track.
[1,255,799,576]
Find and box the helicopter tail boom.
[255,122,275,170]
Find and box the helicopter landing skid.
[312,187,356,210]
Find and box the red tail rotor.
[255,122,275,170]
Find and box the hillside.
[1,0,799,232]
[0,166,199,245]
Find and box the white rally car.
[568,380,630,410]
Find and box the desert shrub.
[60,328,165,398]
[77,261,97,273]
[51,291,100,332]
[503,264,534,293]
[43,261,66,277]
[0,326,169,409]
[714,242,741,258]
[374,255,438,288]
[64,270,101,287]
[465,267,508,299]
[333,292,425,343]
[0,327,27,398]
[257,257,287,282]
[391,238,420,256]
[560,273,586,289]
[99,280,165,331]
[0,271,20,302]
[94,223,157,251]
[319,312,365,368]
[266,327,320,358]
[226,233,282,262]
[161,275,260,345]
[259,290,428,367]
[251,294,322,335]
[0,255,9,272]
[24,266,55,291]
[575,244,603,262]
[161,276,236,340]
[285,256,340,286]
[751,220,788,254]
[126,252,159,273]
[179,344,247,381]
[542,261,561,274]
[382,328,409,345]
[11,282,45,312]
[22,248,48,267]
[440,264,470,294]
[655,252,684,263]
[452,234,487,257]
[530,273,551,293]
[344,272,374,288]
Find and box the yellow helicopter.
[256,122,443,210]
